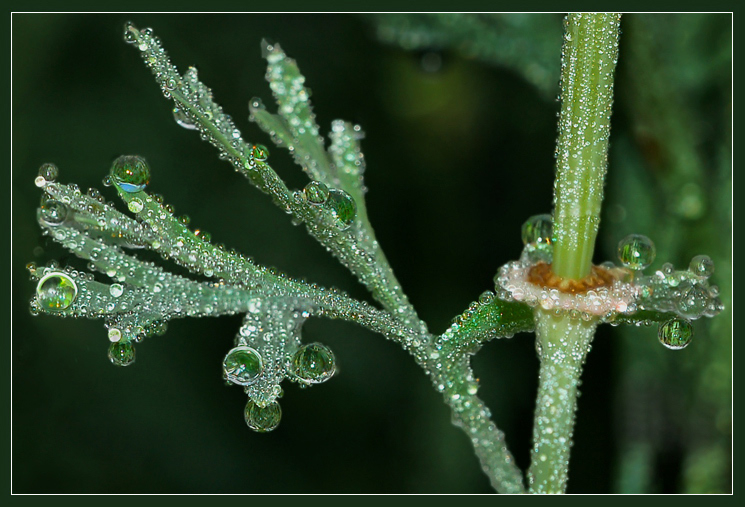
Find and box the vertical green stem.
[528,311,596,493]
[527,13,621,494]
[551,13,621,280]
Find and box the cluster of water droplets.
[219,298,337,432]
[494,215,723,351]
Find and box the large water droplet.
[521,214,553,246]
[108,340,136,366]
[658,319,693,350]
[111,155,151,192]
[689,255,714,279]
[36,272,78,311]
[39,199,68,226]
[304,181,329,205]
[292,342,336,384]
[172,107,197,130]
[223,346,263,386]
[325,189,356,230]
[244,399,281,433]
[38,163,59,182]
[617,234,655,270]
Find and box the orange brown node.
[527,262,626,294]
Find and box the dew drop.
[675,281,709,318]
[249,97,265,111]
[325,189,357,230]
[108,340,136,366]
[39,199,68,226]
[292,342,336,384]
[123,22,136,43]
[689,255,714,279]
[38,163,59,183]
[658,319,693,350]
[617,234,655,270]
[109,283,124,298]
[244,399,281,433]
[521,214,553,246]
[303,181,329,205]
[223,346,263,386]
[36,272,77,311]
[128,198,144,214]
[251,144,269,162]
[110,155,151,192]
[108,327,122,343]
[172,107,197,130]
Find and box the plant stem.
[527,13,621,494]
[527,311,596,493]
[551,13,621,280]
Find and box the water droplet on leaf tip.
[108,340,135,366]
[249,97,265,111]
[36,272,77,311]
[111,155,150,192]
[38,163,59,182]
[245,399,281,432]
[39,200,68,226]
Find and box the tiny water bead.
[303,180,329,205]
[325,189,357,230]
[251,144,269,162]
[172,107,197,130]
[617,234,656,270]
[108,328,122,343]
[36,272,78,311]
[291,342,336,384]
[108,339,136,366]
[244,400,282,433]
[223,346,263,385]
[39,199,68,226]
[521,214,554,246]
[658,319,693,350]
[109,284,124,298]
[110,155,151,192]
[689,255,715,279]
[249,97,265,111]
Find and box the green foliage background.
[11,14,731,493]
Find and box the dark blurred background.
[11,14,731,493]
